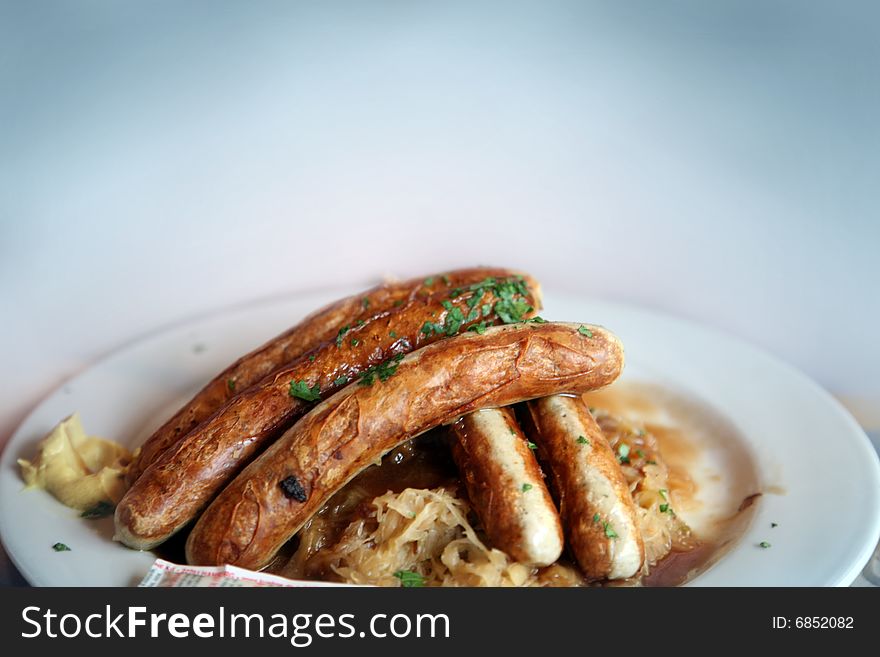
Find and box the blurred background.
[1,0,878,449]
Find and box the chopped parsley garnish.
[289,380,321,401]
[758,541,771,549]
[521,483,533,492]
[393,570,425,588]
[421,321,443,337]
[441,275,451,285]
[393,299,404,307]
[81,501,114,519]
[603,522,618,539]
[361,297,370,309]
[389,331,397,338]
[450,276,533,324]
[333,376,349,386]
[350,338,360,347]
[617,443,631,464]
[355,319,365,327]
[578,326,593,338]
[424,277,435,286]
[494,298,532,324]
[227,378,236,392]
[335,325,350,347]
[509,426,516,435]
[636,449,645,458]
[358,353,405,386]
[444,307,464,335]
[527,441,538,450]
[658,489,668,500]
[441,300,453,311]
[528,316,547,324]
[466,306,480,323]
[467,322,488,335]
[308,354,316,362]
[646,459,657,465]
[52,543,71,552]
[659,503,670,513]
[576,435,590,445]
[593,513,601,524]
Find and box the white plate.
[2,290,878,586]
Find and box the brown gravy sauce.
[585,382,761,586]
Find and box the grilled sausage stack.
[117,267,643,582]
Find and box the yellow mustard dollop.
[18,413,131,512]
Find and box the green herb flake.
[521,483,533,492]
[617,443,631,464]
[593,513,601,524]
[358,353,405,386]
[52,543,71,552]
[658,489,668,500]
[659,503,670,513]
[528,316,548,324]
[389,330,397,338]
[227,378,236,392]
[636,449,645,458]
[494,298,531,324]
[289,380,321,402]
[80,501,114,519]
[424,277,435,286]
[309,354,316,362]
[350,338,360,347]
[361,297,370,309]
[646,460,658,465]
[603,522,618,539]
[393,570,425,588]
[758,541,771,549]
[576,435,590,445]
[578,325,593,338]
[355,319,365,327]
[441,275,450,285]
[444,307,465,336]
[333,376,349,386]
[393,299,404,307]
[335,325,350,347]
[527,441,538,450]
[467,322,487,335]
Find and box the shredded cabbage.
[289,487,537,587]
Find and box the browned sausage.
[185,321,624,570]
[522,395,645,581]
[126,267,525,487]
[116,270,542,549]
[450,408,563,566]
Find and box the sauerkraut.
[287,487,537,587]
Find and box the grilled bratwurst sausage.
[522,395,644,581]
[126,267,524,487]
[116,271,541,550]
[450,408,563,566]
[185,321,624,570]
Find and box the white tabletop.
[1,1,878,586]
